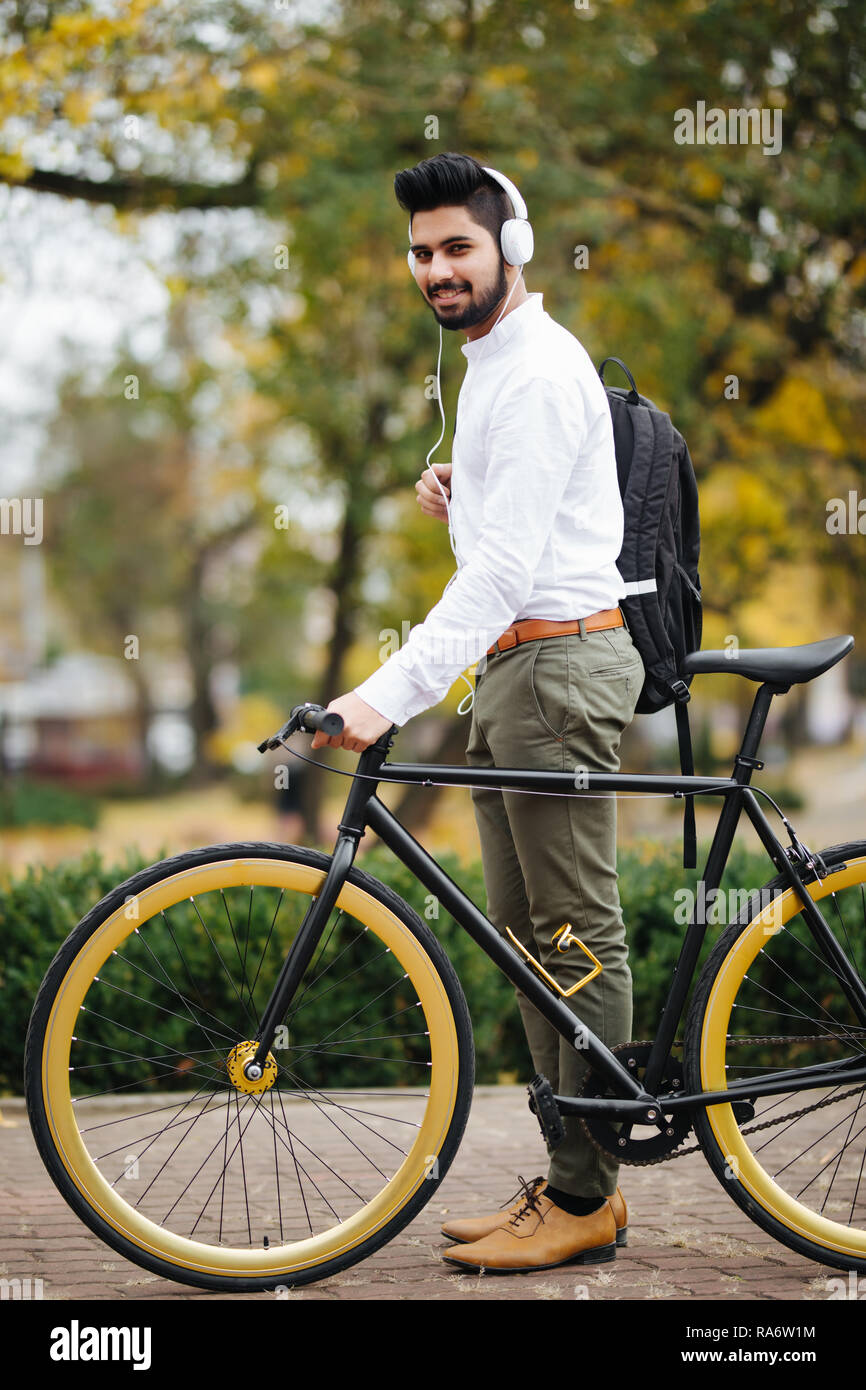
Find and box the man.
[312,152,644,1272]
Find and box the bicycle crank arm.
[554,1093,667,1123]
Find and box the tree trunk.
[303,497,367,842]
[184,553,220,785]
[124,659,157,784]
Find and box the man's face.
[408,205,510,336]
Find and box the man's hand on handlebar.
[415,463,451,523]
[309,692,395,752]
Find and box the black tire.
[25,841,475,1292]
[684,840,866,1271]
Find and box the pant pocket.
[569,657,644,759]
[528,639,570,739]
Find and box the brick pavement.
[0,1086,851,1303]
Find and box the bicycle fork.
[243,732,392,1084]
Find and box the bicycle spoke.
[114,940,239,1052]
[135,1088,235,1202]
[220,889,257,1027]
[822,1088,866,1215]
[285,944,395,1024]
[246,889,286,1003]
[269,1088,284,1244]
[189,895,259,1034]
[283,975,419,1072]
[279,1063,408,1165]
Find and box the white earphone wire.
[425,321,457,562]
[422,265,526,715]
[425,265,524,538]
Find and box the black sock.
[544,1184,606,1217]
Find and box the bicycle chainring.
[579,1041,693,1165]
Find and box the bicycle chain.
[580,1033,866,1167]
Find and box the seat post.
[735,682,789,777]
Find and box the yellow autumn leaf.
[700,466,788,533]
[206,694,285,765]
[753,377,846,454]
[847,253,866,287]
[281,152,310,178]
[740,561,829,646]
[31,47,70,81]
[63,89,97,125]
[685,159,723,200]
[0,151,31,179]
[484,64,529,89]
[244,61,281,93]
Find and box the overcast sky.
[0,184,172,493]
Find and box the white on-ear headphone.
[406,165,534,274]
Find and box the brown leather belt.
[486,608,624,657]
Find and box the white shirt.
[353,292,626,727]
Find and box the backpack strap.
[675,697,696,870]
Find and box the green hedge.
[0,838,776,1094]
[0,778,101,829]
[355,839,773,1081]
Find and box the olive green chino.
[466,620,644,1196]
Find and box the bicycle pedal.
[527,1074,566,1149]
[732,1098,755,1123]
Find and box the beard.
[429,257,509,331]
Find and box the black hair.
[394,152,512,253]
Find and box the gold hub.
[226,1041,278,1095]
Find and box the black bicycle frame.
[250,680,866,1127]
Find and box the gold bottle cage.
[504,923,602,999]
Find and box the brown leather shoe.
[442,1190,617,1273]
[440,1175,546,1244]
[441,1179,629,1248]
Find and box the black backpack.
[598,357,703,869]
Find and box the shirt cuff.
[353,664,432,728]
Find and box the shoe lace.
[505,1174,547,1230]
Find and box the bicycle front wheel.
[685,841,866,1271]
[25,842,474,1291]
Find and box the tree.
[3,0,864,834]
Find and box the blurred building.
[0,547,193,784]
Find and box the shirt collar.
[460,291,544,361]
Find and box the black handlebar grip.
[297,705,344,737]
[257,704,345,753]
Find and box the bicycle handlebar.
[257,703,344,753]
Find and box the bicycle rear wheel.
[685,841,866,1270]
[25,842,474,1291]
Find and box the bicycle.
[25,631,866,1291]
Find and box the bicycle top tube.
[256,645,848,811]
